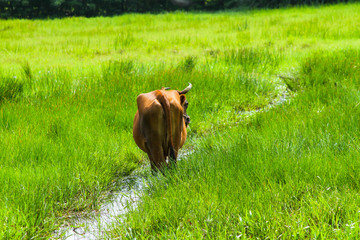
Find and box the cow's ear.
[180,94,186,105]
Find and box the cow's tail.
[156,91,176,163]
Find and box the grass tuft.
[223,48,282,73]
[0,76,24,103]
[21,61,32,80]
[177,56,197,72]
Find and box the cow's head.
[178,83,192,127]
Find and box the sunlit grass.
[0,2,360,238]
[1,3,360,71]
[108,48,360,240]
[0,60,280,238]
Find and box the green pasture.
[0,3,360,239]
[109,49,360,239]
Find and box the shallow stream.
[54,88,290,239]
[54,168,149,239]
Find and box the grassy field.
[1,3,360,239]
[109,50,360,239]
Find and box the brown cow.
[133,83,192,172]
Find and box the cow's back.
[133,89,188,171]
[133,92,167,154]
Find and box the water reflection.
[54,168,149,240]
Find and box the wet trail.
[54,168,149,239]
[54,151,194,239]
[54,89,290,239]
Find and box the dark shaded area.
[0,0,355,19]
[0,77,23,104]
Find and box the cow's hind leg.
[146,144,166,174]
[168,147,177,168]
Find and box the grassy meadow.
[0,3,360,239]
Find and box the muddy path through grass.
[53,167,148,239]
[53,153,193,239]
[54,81,291,240]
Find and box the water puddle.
[53,151,194,240]
[238,91,290,118]
[53,167,149,239]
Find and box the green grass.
[109,49,360,239]
[0,2,360,239]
